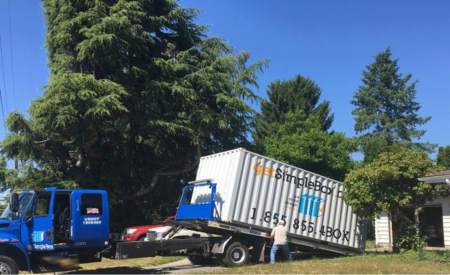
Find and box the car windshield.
[0,193,33,219]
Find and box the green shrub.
[393,223,427,256]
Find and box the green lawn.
[196,251,450,274]
[19,256,185,274]
[21,250,450,274]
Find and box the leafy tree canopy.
[351,48,435,163]
[260,110,356,181]
[0,0,268,230]
[343,148,441,221]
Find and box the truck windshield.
[0,193,33,219]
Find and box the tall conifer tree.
[0,0,267,229]
[351,48,434,163]
[437,146,450,170]
[253,74,355,181]
[253,74,334,149]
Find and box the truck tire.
[0,255,19,274]
[219,242,249,267]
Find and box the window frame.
[80,193,103,216]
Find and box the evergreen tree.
[351,48,434,163]
[261,110,356,181]
[253,74,334,149]
[253,74,354,181]
[437,146,450,170]
[0,0,267,230]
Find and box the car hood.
[147,226,171,233]
[125,224,162,230]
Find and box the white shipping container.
[193,148,366,252]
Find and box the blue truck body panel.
[175,182,218,221]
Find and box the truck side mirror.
[10,193,19,213]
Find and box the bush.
[393,223,427,255]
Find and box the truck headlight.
[126,228,137,235]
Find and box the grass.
[75,256,185,271]
[19,256,185,274]
[365,239,382,249]
[20,256,186,274]
[65,256,185,273]
[20,249,450,274]
[195,251,450,274]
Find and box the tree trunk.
[414,205,420,228]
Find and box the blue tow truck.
[0,187,110,273]
[0,183,271,273]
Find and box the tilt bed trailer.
[116,148,367,267]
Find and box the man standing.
[270,220,293,264]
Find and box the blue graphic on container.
[32,231,44,242]
[299,194,324,217]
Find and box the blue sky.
[0,0,449,160]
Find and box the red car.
[121,216,175,241]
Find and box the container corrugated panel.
[194,148,365,251]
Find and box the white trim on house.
[418,175,450,184]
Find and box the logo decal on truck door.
[299,194,325,217]
[32,231,44,242]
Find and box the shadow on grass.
[63,252,370,274]
[64,262,219,274]
[65,266,150,274]
[262,251,342,263]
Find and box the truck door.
[72,190,110,248]
[26,187,56,251]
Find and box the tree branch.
[34,139,50,144]
[122,145,202,200]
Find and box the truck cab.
[0,187,110,274]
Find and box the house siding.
[375,212,390,248]
[434,197,450,247]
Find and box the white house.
[375,170,450,249]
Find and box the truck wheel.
[220,242,249,267]
[0,255,19,274]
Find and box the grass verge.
[47,256,184,274]
[195,251,450,274]
[20,256,185,274]
[77,256,185,270]
[365,239,382,249]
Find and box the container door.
[72,191,110,248]
[27,187,56,251]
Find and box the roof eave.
[418,175,450,184]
